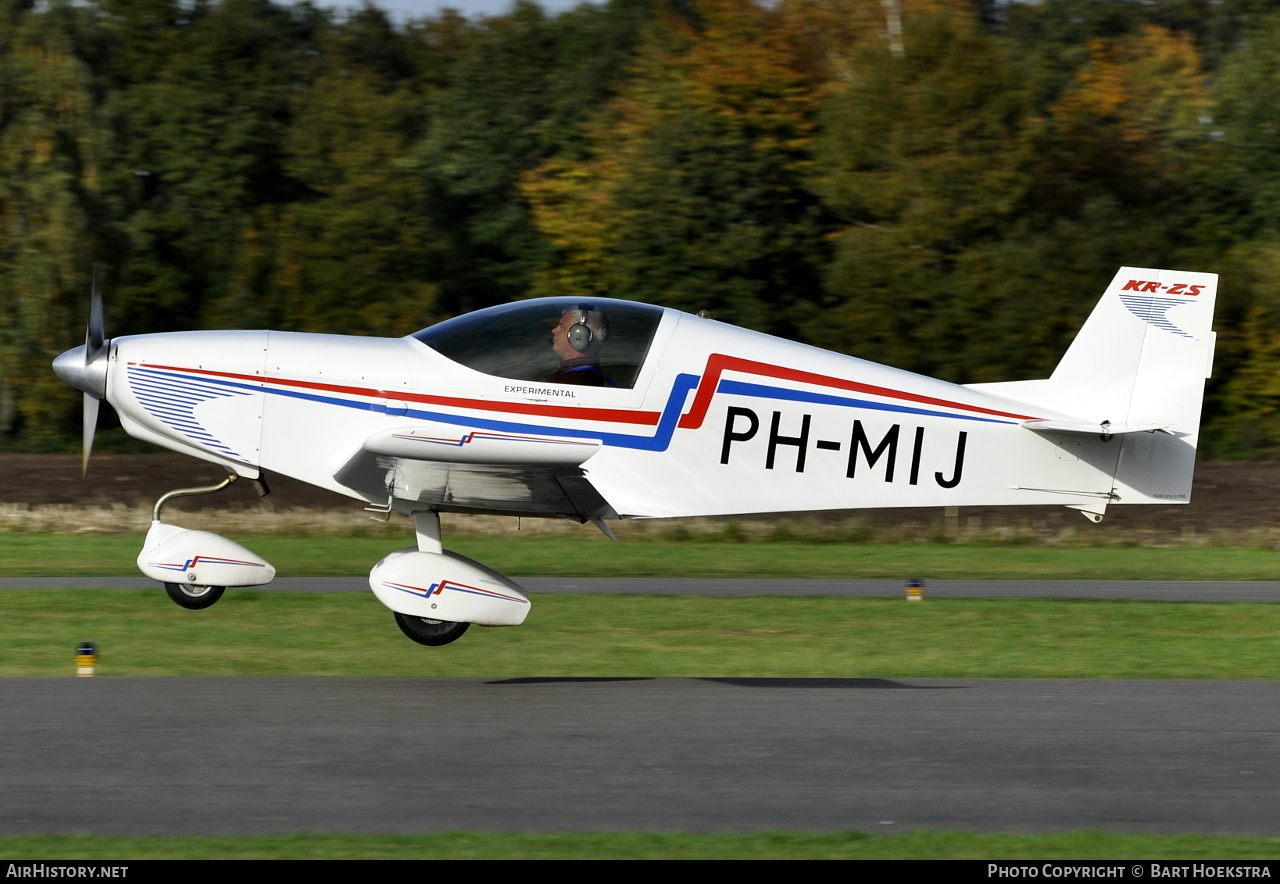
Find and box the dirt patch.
[4,453,352,511]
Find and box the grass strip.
[0,831,1277,859]
[3,590,1279,678]
[5,535,1280,580]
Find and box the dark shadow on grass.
[487,677,655,685]
[485,677,961,689]
[704,678,964,690]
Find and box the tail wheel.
[394,612,470,646]
[164,582,225,610]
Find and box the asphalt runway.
[3,677,1279,836]
[8,576,1280,601]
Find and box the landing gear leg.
[152,474,239,522]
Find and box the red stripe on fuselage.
[675,354,1038,429]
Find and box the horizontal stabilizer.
[1021,419,1170,436]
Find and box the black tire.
[394,611,470,646]
[164,582,225,610]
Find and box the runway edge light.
[76,641,96,676]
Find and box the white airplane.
[53,267,1217,645]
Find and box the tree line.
[5,0,1280,458]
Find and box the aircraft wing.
[333,423,617,521]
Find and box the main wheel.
[394,611,470,646]
[164,582,225,610]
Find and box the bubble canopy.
[410,297,666,389]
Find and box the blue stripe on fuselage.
[714,380,1016,425]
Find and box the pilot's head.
[551,304,608,361]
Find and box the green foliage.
[100,0,312,333]
[806,13,1039,377]
[524,0,829,333]
[215,9,441,334]
[1198,238,1280,457]
[804,11,1215,387]
[416,0,649,315]
[0,0,101,443]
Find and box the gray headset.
[567,304,596,352]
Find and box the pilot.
[549,304,618,387]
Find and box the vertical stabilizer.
[1048,267,1217,438]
